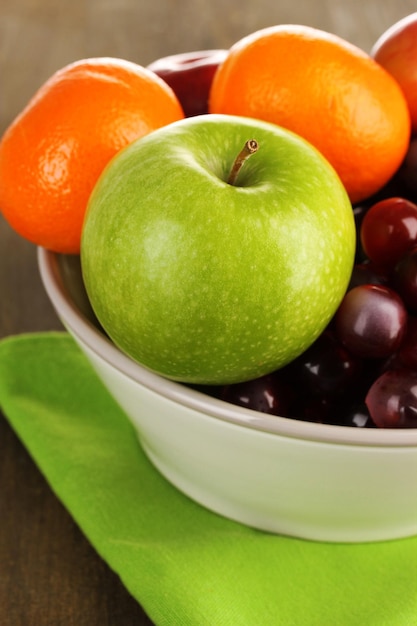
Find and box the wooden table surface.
[1,0,415,623]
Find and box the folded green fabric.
[0,332,416,626]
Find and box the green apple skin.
[81,114,355,385]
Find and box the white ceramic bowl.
[38,247,417,543]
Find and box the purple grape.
[365,368,417,428]
[360,197,417,273]
[334,284,408,359]
[348,262,388,291]
[334,402,376,428]
[300,395,338,424]
[287,330,363,398]
[392,246,417,313]
[220,372,296,417]
[395,136,417,203]
[395,315,417,370]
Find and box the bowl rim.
[38,246,417,448]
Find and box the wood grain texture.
[0,1,415,623]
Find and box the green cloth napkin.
[0,332,416,626]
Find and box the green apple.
[81,114,355,384]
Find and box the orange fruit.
[0,57,184,253]
[209,25,411,204]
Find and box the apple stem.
[227,139,259,186]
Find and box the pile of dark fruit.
[198,137,417,429]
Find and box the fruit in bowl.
[208,24,411,204]
[147,49,228,117]
[214,192,417,430]
[38,247,417,543]
[79,110,417,430]
[3,17,417,541]
[81,114,355,385]
[0,57,185,254]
